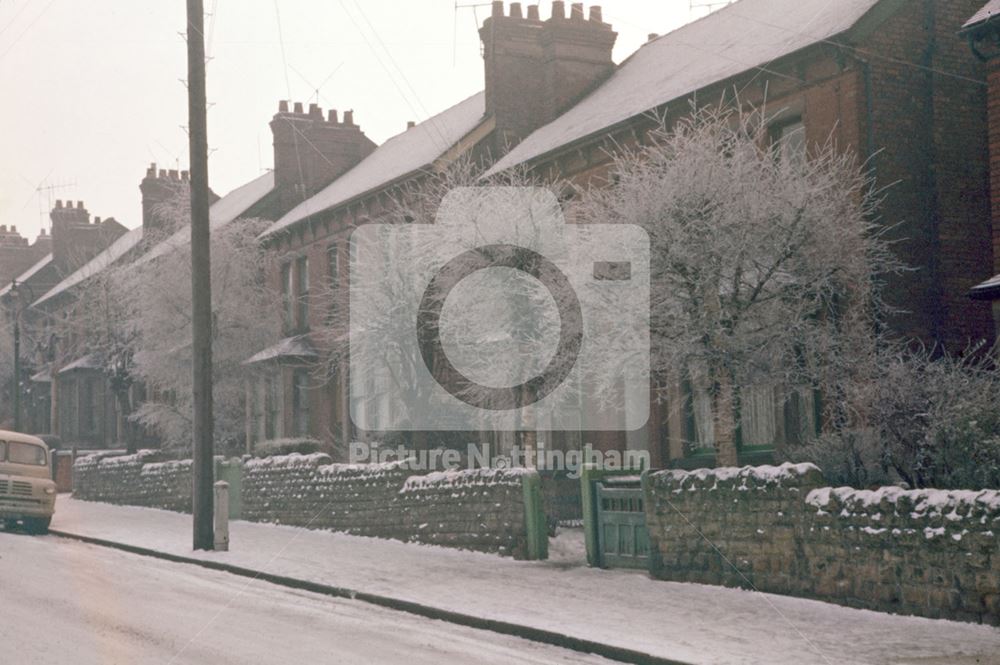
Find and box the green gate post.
[522,470,548,560]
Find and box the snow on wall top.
[651,462,824,491]
[261,92,486,239]
[33,227,144,307]
[133,170,275,269]
[807,486,1000,516]
[401,467,531,493]
[243,452,333,470]
[0,252,53,298]
[965,0,1000,30]
[486,0,882,175]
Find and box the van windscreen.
[6,442,47,466]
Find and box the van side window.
[0,441,5,461]
[7,442,46,466]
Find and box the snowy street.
[21,497,1000,665]
[0,531,613,665]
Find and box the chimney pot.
[328,109,339,123]
[589,5,602,22]
[55,200,63,208]
[181,170,190,180]
[309,102,322,118]
[293,101,304,114]
[551,1,565,19]
[169,169,179,179]
[527,4,539,19]
[344,110,354,125]
[159,169,167,178]
[510,2,522,18]
[407,120,416,129]
[492,1,503,17]
[1,225,7,232]
[571,2,584,20]
[648,33,658,41]
[279,100,289,113]
[76,201,84,209]
[9,225,15,234]
[95,216,101,224]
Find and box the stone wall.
[73,452,544,559]
[644,463,1000,624]
[242,454,536,557]
[72,450,192,512]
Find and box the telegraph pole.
[186,0,214,550]
[11,280,20,432]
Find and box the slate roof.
[969,273,1000,300]
[243,334,318,365]
[34,227,144,307]
[487,0,883,174]
[964,0,1000,32]
[260,92,486,239]
[133,170,275,269]
[0,253,54,298]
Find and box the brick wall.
[644,463,1000,624]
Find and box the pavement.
[35,496,1000,665]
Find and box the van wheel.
[24,517,51,535]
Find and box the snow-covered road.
[0,531,613,665]
[44,497,1000,665]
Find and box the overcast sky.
[0,1,718,242]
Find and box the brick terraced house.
[8,0,994,467]
[252,0,995,468]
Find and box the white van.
[0,430,56,534]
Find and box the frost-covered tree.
[120,206,282,453]
[316,160,639,449]
[55,261,140,449]
[580,107,900,465]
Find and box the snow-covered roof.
[0,252,54,298]
[243,335,318,365]
[33,227,144,307]
[969,273,1000,300]
[965,0,1000,31]
[134,170,275,269]
[30,368,52,383]
[58,354,103,374]
[261,92,487,239]
[487,0,882,175]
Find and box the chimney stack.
[270,101,376,212]
[407,120,416,129]
[140,161,189,235]
[480,0,616,152]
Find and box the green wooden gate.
[595,477,650,569]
